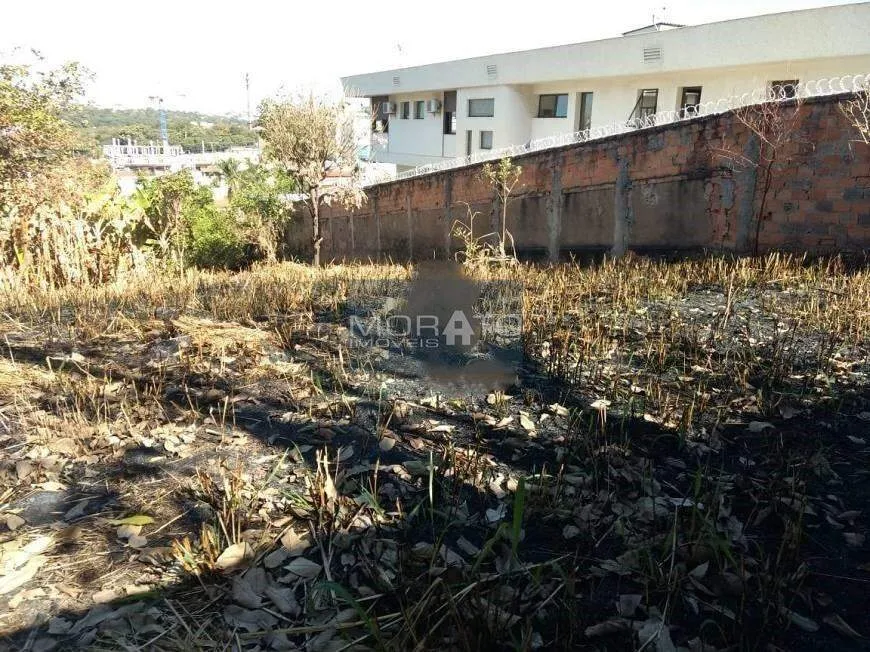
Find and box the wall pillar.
[612,157,632,258]
[735,133,761,254]
[406,188,414,260]
[373,195,381,258]
[547,153,563,262]
[444,174,453,259]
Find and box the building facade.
[342,3,870,171]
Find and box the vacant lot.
[1,254,868,651]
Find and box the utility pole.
[245,73,252,130]
[148,95,169,152]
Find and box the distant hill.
[65,105,258,154]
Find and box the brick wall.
[288,93,870,261]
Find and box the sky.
[1,0,864,115]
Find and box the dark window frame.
[414,100,425,119]
[537,93,568,118]
[468,98,495,117]
[400,101,410,119]
[443,91,457,134]
[479,130,493,150]
[444,111,456,134]
[679,86,703,117]
[636,89,658,117]
[578,92,593,131]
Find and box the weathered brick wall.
[288,93,870,261]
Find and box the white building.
[342,3,870,171]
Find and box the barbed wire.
[366,73,870,186]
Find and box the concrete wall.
[288,93,870,261]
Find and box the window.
[480,130,493,150]
[770,80,799,99]
[400,101,410,119]
[578,92,593,131]
[537,94,568,118]
[414,100,425,119]
[629,89,658,125]
[443,91,457,134]
[465,130,472,156]
[679,86,702,117]
[468,98,494,117]
[372,96,390,133]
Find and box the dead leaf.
[585,618,631,637]
[108,515,154,527]
[116,524,142,540]
[280,529,311,556]
[47,438,78,455]
[265,584,300,615]
[783,608,819,632]
[616,594,642,617]
[562,525,580,540]
[92,588,119,603]
[748,421,775,433]
[47,617,72,635]
[5,514,25,531]
[232,570,265,609]
[548,403,569,417]
[284,557,321,580]
[215,542,254,571]
[520,414,536,431]
[823,613,862,638]
[264,547,289,569]
[0,555,45,595]
[127,534,148,549]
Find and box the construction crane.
[148,95,170,152]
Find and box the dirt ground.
[0,257,868,651]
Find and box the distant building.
[343,3,870,171]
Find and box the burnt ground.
[0,259,869,651]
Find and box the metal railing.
[366,73,870,186]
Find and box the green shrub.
[187,206,246,270]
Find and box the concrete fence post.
[373,195,381,258]
[735,133,761,254]
[444,174,453,259]
[612,157,632,258]
[406,188,414,260]
[547,153,563,262]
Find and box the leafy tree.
[258,94,365,266]
[214,158,242,200]
[228,163,296,261]
[0,57,89,207]
[132,170,212,266]
[187,205,246,270]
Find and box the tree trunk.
[311,198,321,267]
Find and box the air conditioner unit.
[426,99,442,114]
[381,101,397,115]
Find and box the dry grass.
[0,253,868,651]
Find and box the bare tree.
[481,158,522,259]
[715,96,804,255]
[258,93,365,266]
[840,82,870,145]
